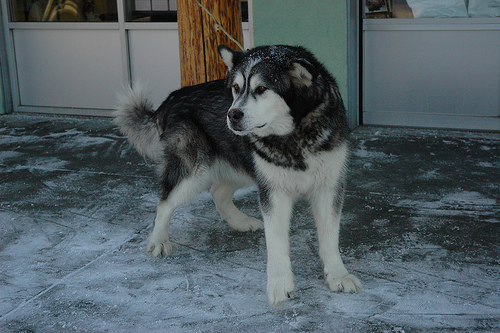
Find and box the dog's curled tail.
[113,83,162,162]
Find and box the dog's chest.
[254,144,348,194]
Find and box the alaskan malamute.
[114,45,362,305]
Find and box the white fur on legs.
[263,191,295,306]
[147,175,210,258]
[310,188,362,293]
[210,182,264,231]
[147,199,174,257]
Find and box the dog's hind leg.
[147,199,175,257]
[309,185,362,294]
[210,182,263,231]
[147,175,210,258]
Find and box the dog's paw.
[267,273,295,306]
[146,238,173,258]
[229,216,264,232]
[326,273,363,293]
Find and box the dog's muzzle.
[227,108,245,132]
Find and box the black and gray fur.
[114,45,362,306]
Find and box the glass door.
[362,0,500,130]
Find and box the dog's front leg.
[310,187,362,293]
[260,189,295,306]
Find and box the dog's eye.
[255,86,267,94]
[233,84,240,93]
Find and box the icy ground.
[1,114,499,332]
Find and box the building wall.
[0,80,4,114]
[252,0,348,105]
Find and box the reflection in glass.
[365,0,500,18]
[126,0,178,22]
[9,0,118,22]
[406,0,468,18]
[126,0,249,23]
[10,0,250,23]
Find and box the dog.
[114,45,362,305]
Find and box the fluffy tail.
[113,83,162,161]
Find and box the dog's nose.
[228,109,244,123]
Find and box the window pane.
[126,0,177,22]
[406,0,468,18]
[9,0,118,22]
[365,0,500,19]
[126,0,249,23]
[468,0,500,17]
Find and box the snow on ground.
[1,114,499,332]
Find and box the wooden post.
[177,0,244,87]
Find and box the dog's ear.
[218,45,243,72]
[289,59,317,87]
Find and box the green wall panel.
[253,0,348,104]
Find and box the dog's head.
[218,45,320,137]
